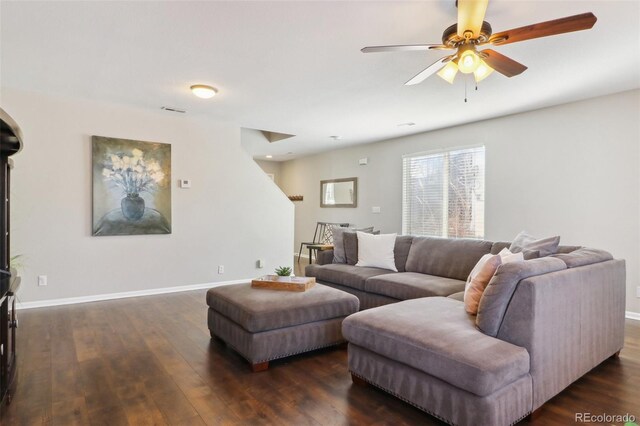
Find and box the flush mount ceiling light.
[266,155,273,159]
[190,84,217,99]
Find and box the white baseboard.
[295,252,310,259]
[16,279,250,310]
[626,311,640,321]
[17,284,640,320]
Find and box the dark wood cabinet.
[0,107,22,416]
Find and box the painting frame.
[92,135,172,236]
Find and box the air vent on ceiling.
[161,106,186,114]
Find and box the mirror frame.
[320,177,358,208]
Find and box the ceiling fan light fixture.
[190,84,217,99]
[473,60,494,82]
[458,47,481,74]
[437,61,459,84]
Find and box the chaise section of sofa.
[343,297,533,426]
[340,244,626,426]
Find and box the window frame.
[401,144,486,239]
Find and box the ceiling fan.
[361,0,597,85]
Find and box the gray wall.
[280,90,640,314]
[3,88,294,304]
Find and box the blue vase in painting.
[121,193,145,220]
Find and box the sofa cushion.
[447,291,465,301]
[405,237,493,280]
[305,263,394,291]
[365,272,465,300]
[342,297,530,397]
[345,233,413,272]
[552,247,613,268]
[476,257,567,336]
[556,245,582,254]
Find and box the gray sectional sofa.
[305,235,626,426]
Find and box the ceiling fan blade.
[479,49,527,77]
[489,12,597,46]
[405,56,453,86]
[457,0,489,38]
[361,44,451,53]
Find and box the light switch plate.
[179,179,191,188]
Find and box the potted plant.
[274,266,293,281]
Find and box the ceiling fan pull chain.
[464,78,468,103]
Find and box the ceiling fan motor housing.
[442,21,492,47]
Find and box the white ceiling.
[2,1,639,161]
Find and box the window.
[402,146,485,238]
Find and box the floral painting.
[92,136,171,236]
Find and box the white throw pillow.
[498,247,524,263]
[355,232,398,271]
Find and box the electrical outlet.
[38,275,47,286]
[372,206,381,214]
[218,265,224,274]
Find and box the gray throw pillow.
[332,227,350,264]
[509,231,560,257]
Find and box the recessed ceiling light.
[398,122,416,127]
[266,155,273,159]
[190,84,217,99]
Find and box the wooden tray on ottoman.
[251,275,316,292]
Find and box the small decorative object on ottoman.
[206,283,359,372]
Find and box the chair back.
[314,222,350,244]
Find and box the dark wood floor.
[3,259,639,425]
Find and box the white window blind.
[402,146,485,238]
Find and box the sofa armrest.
[315,249,334,265]
[497,259,626,409]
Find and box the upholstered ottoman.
[206,283,359,371]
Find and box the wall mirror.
[320,177,357,208]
